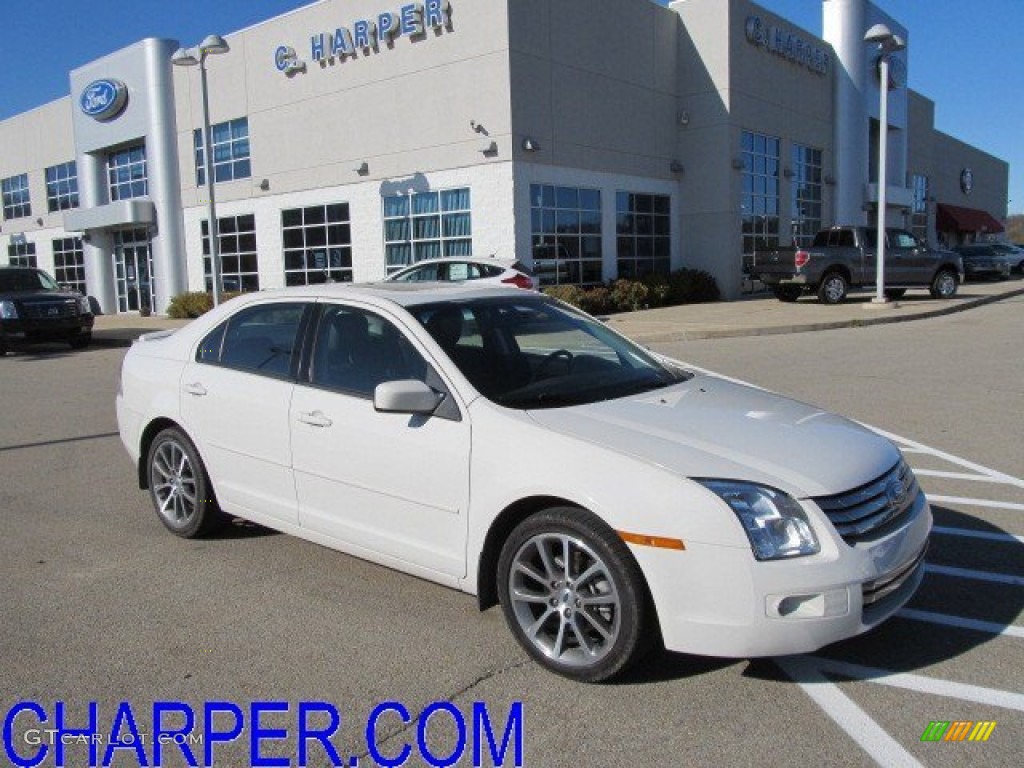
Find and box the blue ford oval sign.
[80,79,129,121]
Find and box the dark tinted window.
[209,303,305,377]
[310,305,428,397]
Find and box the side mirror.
[374,379,444,415]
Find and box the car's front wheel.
[68,332,91,350]
[929,269,958,299]
[146,427,224,538]
[497,507,651,682]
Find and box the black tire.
[771,285,803,303]
[497,506,651,682]
[929,269,958,299]
[68,332,91,350]
[146,427,224,538]
[817,271,848,304]
[884,288,906,300]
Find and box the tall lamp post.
[172,35,230,307]
[864,23,905,304]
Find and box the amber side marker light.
[617,530,686,550]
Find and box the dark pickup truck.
[744,226,963,304]
[0,266,94,354]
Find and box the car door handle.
[184,382,207,397]
[297,411,333,428]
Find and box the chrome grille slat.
[813,459,920,544]
[862,543,929,606]
[22,300,78,320]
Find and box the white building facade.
[0,0,1010,313]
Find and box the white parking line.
[913,469,1007,484]
[810,657,1024,713]
[776,657,923,768]
[897,608,1024,639]
[925,563,1024,586]
[932,525,1024,544]
[925,495,1024,512]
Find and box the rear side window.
[837,230,855,247]
[198,302,306,378]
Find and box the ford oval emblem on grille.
[80,79,129,121]
[885,478,907,511]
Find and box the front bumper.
[1,314,94,344]
[631,490,932,657]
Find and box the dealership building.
[0,0,1010,313]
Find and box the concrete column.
[78,152,117,314]
[824,0,869,227]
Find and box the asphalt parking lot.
[1,294,1021,767]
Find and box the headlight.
[77,296,91,314]
[697,480,819,561]
[0,300,18,320]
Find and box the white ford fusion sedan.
[117,283,931,682]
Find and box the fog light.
[767,588,849,619]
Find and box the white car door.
[290,302,471,579]
[180,301,309,527]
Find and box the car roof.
[392,256,517,269]
[224,280,533,309]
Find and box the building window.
[202,214,259,293]
[740,131,780,254]
[911,174,929,241]
[281,203,352,286]
[8,241,37,267]
[790,144,823,247]
[2,173,32,220]
[616,192,670,279]
[53,237,86,293]
[194,118,251,185]
[46,162,79,212]
[530,184,602,286]
[107,145,147,201]
[383,188,472,272]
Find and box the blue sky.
[2,0,1020,214]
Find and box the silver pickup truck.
[744,226,964,304]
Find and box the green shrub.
[666,268,720,304]
[609,279,650,312]
[167,291,213,319]
[167,291,243,318]
[639,273,671,308]
[542,284,587,309]
[578,285,613,315]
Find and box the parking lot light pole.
[172,35,230,307]
[864,23,905,304]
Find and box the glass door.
[113,229,155,313]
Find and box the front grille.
[862,542,929,606]
[21,299,78,320]
[814,459,920,543]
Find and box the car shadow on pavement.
[211,517,282,540]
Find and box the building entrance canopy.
[936,203,1004,234]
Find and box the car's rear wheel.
[817,272,848,304]
[497,507,650,682]
[146,427,223,538]
[929,269,958,299]
[771,285,803,302]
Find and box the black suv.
[0,267,94,355]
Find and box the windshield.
[0,268,60,292]
[412,296,691,409]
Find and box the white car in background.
[386,256,535,289]
[116,283,930,682]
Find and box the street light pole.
[864,24,905,304]
[172,35,230,307]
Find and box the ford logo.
[80,79,128,121]
[885,478,908,512]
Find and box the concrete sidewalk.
[91,278,1024,348]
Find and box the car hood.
[4,289,82,301]
[526,374,899,498]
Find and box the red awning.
[936,203,1005,234]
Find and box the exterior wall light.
[670,161,684,174]
[522,138,540,152]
